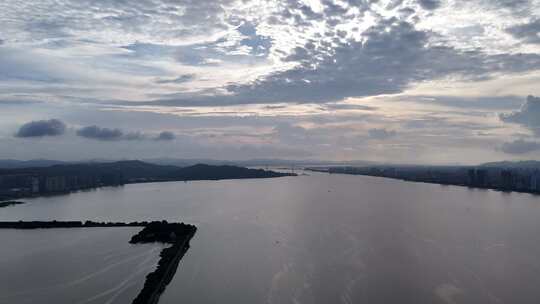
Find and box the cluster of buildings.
[466,168,540,192]
[320,166,540,194]
[0,172,124,200]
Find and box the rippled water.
[2,171,540,303]
[0,228,162,304]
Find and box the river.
[1,171,540,303]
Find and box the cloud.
[395,95,524,110]
[76,125,124,141]
[500,139,540,154]
[145,18,540,107]
[3,0,540,111]
[236,21,273,57]
[368,128,398,140]
[1,0,236,44]
[500,95,540,135]
[324,103,377,111]
[155,74,195,84]
[123,131,145,141]
[470,0,534,17]
[76,125,178,142]
[2,0,540,164]
[506,19,540,44]
[155,131,176,141]
[272,122,310,144]
[15,119,66,138]
[122,32,271,68]
[418,0,442,10]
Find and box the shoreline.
[307,168,540,196]
[0,174,296,203]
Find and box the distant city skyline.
[1,0,539,163]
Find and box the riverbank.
[307,167,540,196]
[0,162,296,202]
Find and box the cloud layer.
[1,0,540,162]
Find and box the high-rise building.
[531,171,540,192]
[501,170,513,190]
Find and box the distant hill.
[165,164,294,180]
[0,160,294,182]
[0,160,178,180]
[480,160,540,170]
[144,158,237,167]
[0,158,377,169]
[0,159,68,169]
[144,158,375,168]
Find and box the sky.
[0,0,539,164]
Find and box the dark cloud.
[15,119,66,138]
[155,131,176,141]
[76,125,124,141]
[418,0,441,10]
[143,18,540,107]
[368,128,397,140]
[76,125,179,142]
[500,139,540,154]
[506,19,540,44]
[500,95,540,135]
[155,74,195,84]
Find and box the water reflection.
[1,172,540,303]
[0,228,163,304]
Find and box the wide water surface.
[2,172,540,303]
[0,227,162,304]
